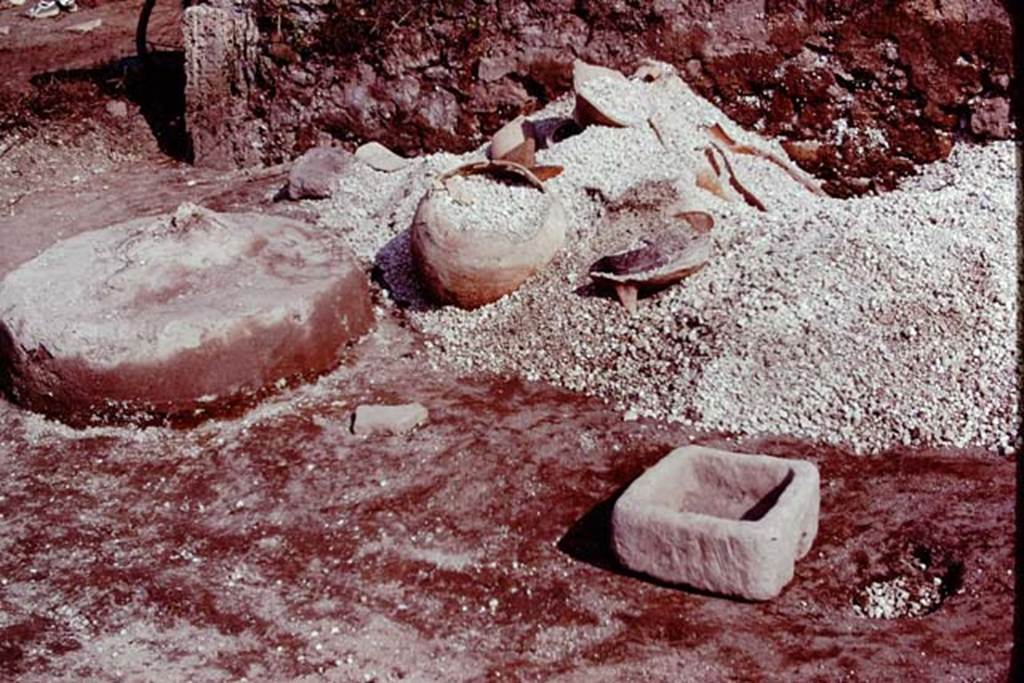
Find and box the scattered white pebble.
[317,65,1016,454]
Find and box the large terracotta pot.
[410,160,567,310]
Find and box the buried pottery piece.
[488,115,565,181]
[488,115,537,167]
[589,211,713,314]
[695,123,825,210]
[705,123,825,197]
[0,203,374,427]
[612,445,820,601]
[573,59,653,128]
[696,142,764,210]
[411,160,567,309]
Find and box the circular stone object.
[0,204,374,426]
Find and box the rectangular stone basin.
[611,445,820,600]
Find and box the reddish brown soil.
[0,319,1013,681]
[1,0,179,89]
[0,6,1015,681]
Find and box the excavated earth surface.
[185,0,1015,196]
[0,318,1014,681]
[0,3,1017,681]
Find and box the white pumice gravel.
[318,63,1018,455]
[434,174,549,240]
[853,575,943,619]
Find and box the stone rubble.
[853,575,944,619]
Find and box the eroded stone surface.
[183,4,265,170]
[0,204,373,426]
[612,445,820,600]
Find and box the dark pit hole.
[851,545,963,619]
[940,560,965,598]
[911,544,932,569]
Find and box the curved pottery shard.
[589,212,713,314]
[411,160,568,310]
[529,165,564,182]
[573,59,652,128]
[488,116,565,181]
[488,115,537,168]
[695,123,825,209]
[355,141,410,172]
[696,142,766,211]
[706,123,825,197]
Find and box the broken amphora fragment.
[589,211,712,314]
[572,60,654,128]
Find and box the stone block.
[352,403,428,436]
[612,445,819,600]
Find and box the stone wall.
[183,0,1015,195]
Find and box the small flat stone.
[105,100,128,118]
[66,19,102,34]
[352,403,428,436]
[477,54,518,82]
[354,142,410,172]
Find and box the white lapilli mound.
[316,63,1018,456]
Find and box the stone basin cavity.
[612,445,820,600]
[668,456,796,522]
